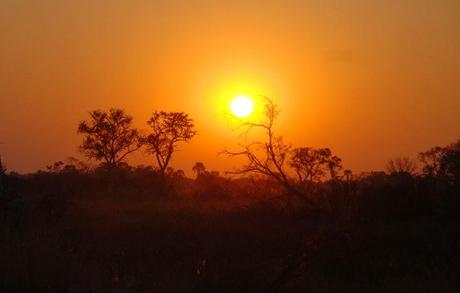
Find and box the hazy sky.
[1,0,459,174]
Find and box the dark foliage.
[2,99,460,292]
[1,138,460,292]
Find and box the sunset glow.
[1,2,460,291]
[0,0,459,175]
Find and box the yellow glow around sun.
[230,96,254,118]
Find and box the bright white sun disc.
[231,96,253,118]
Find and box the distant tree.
[77,108,142,169]
[45,157,90,174]
[210,170,220,177]
[46,161,64,173]
[144,111,197,176]
[419,147,447,177]
[291,147,325,183]
[344,169,353,184]
[386,157,418,175]
[0,155,5,197]
[193,162,207,178]
[165,167,176,177]
[327,154,343,180]
[290,147,342,182]
[65,157,91,173]
[0,142,5,178]
[174,169,186,179]
[0,156,5,177]
[439,139,460,183]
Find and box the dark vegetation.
[1,101,460,292]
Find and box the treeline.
[1,98,459,219]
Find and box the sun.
[230,96,254,118]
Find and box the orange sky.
[1,0,459,174]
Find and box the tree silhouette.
[439,139,460,184]
[419,147,447,177]
[327,154,343,180]
[46,161,65,173]
[386,157,418,175]
[223,98,318,209]
[173,169,186,179]
[145,111,197,175]
[193,162,206,178]
[224,99,290,182]
[291,148,324,183]
[0,155,5,197]
[0,156,5,177]
[290,147,342,183]
[77,108,142,168]
[344,169,353,183]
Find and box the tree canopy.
[77,108,142,168]
[144,111,197,175]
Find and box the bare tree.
[224,99,289,183]
[386,157,418,175]
[77,108,142,168]
[144,111,197,175]
[223,98,317,209]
